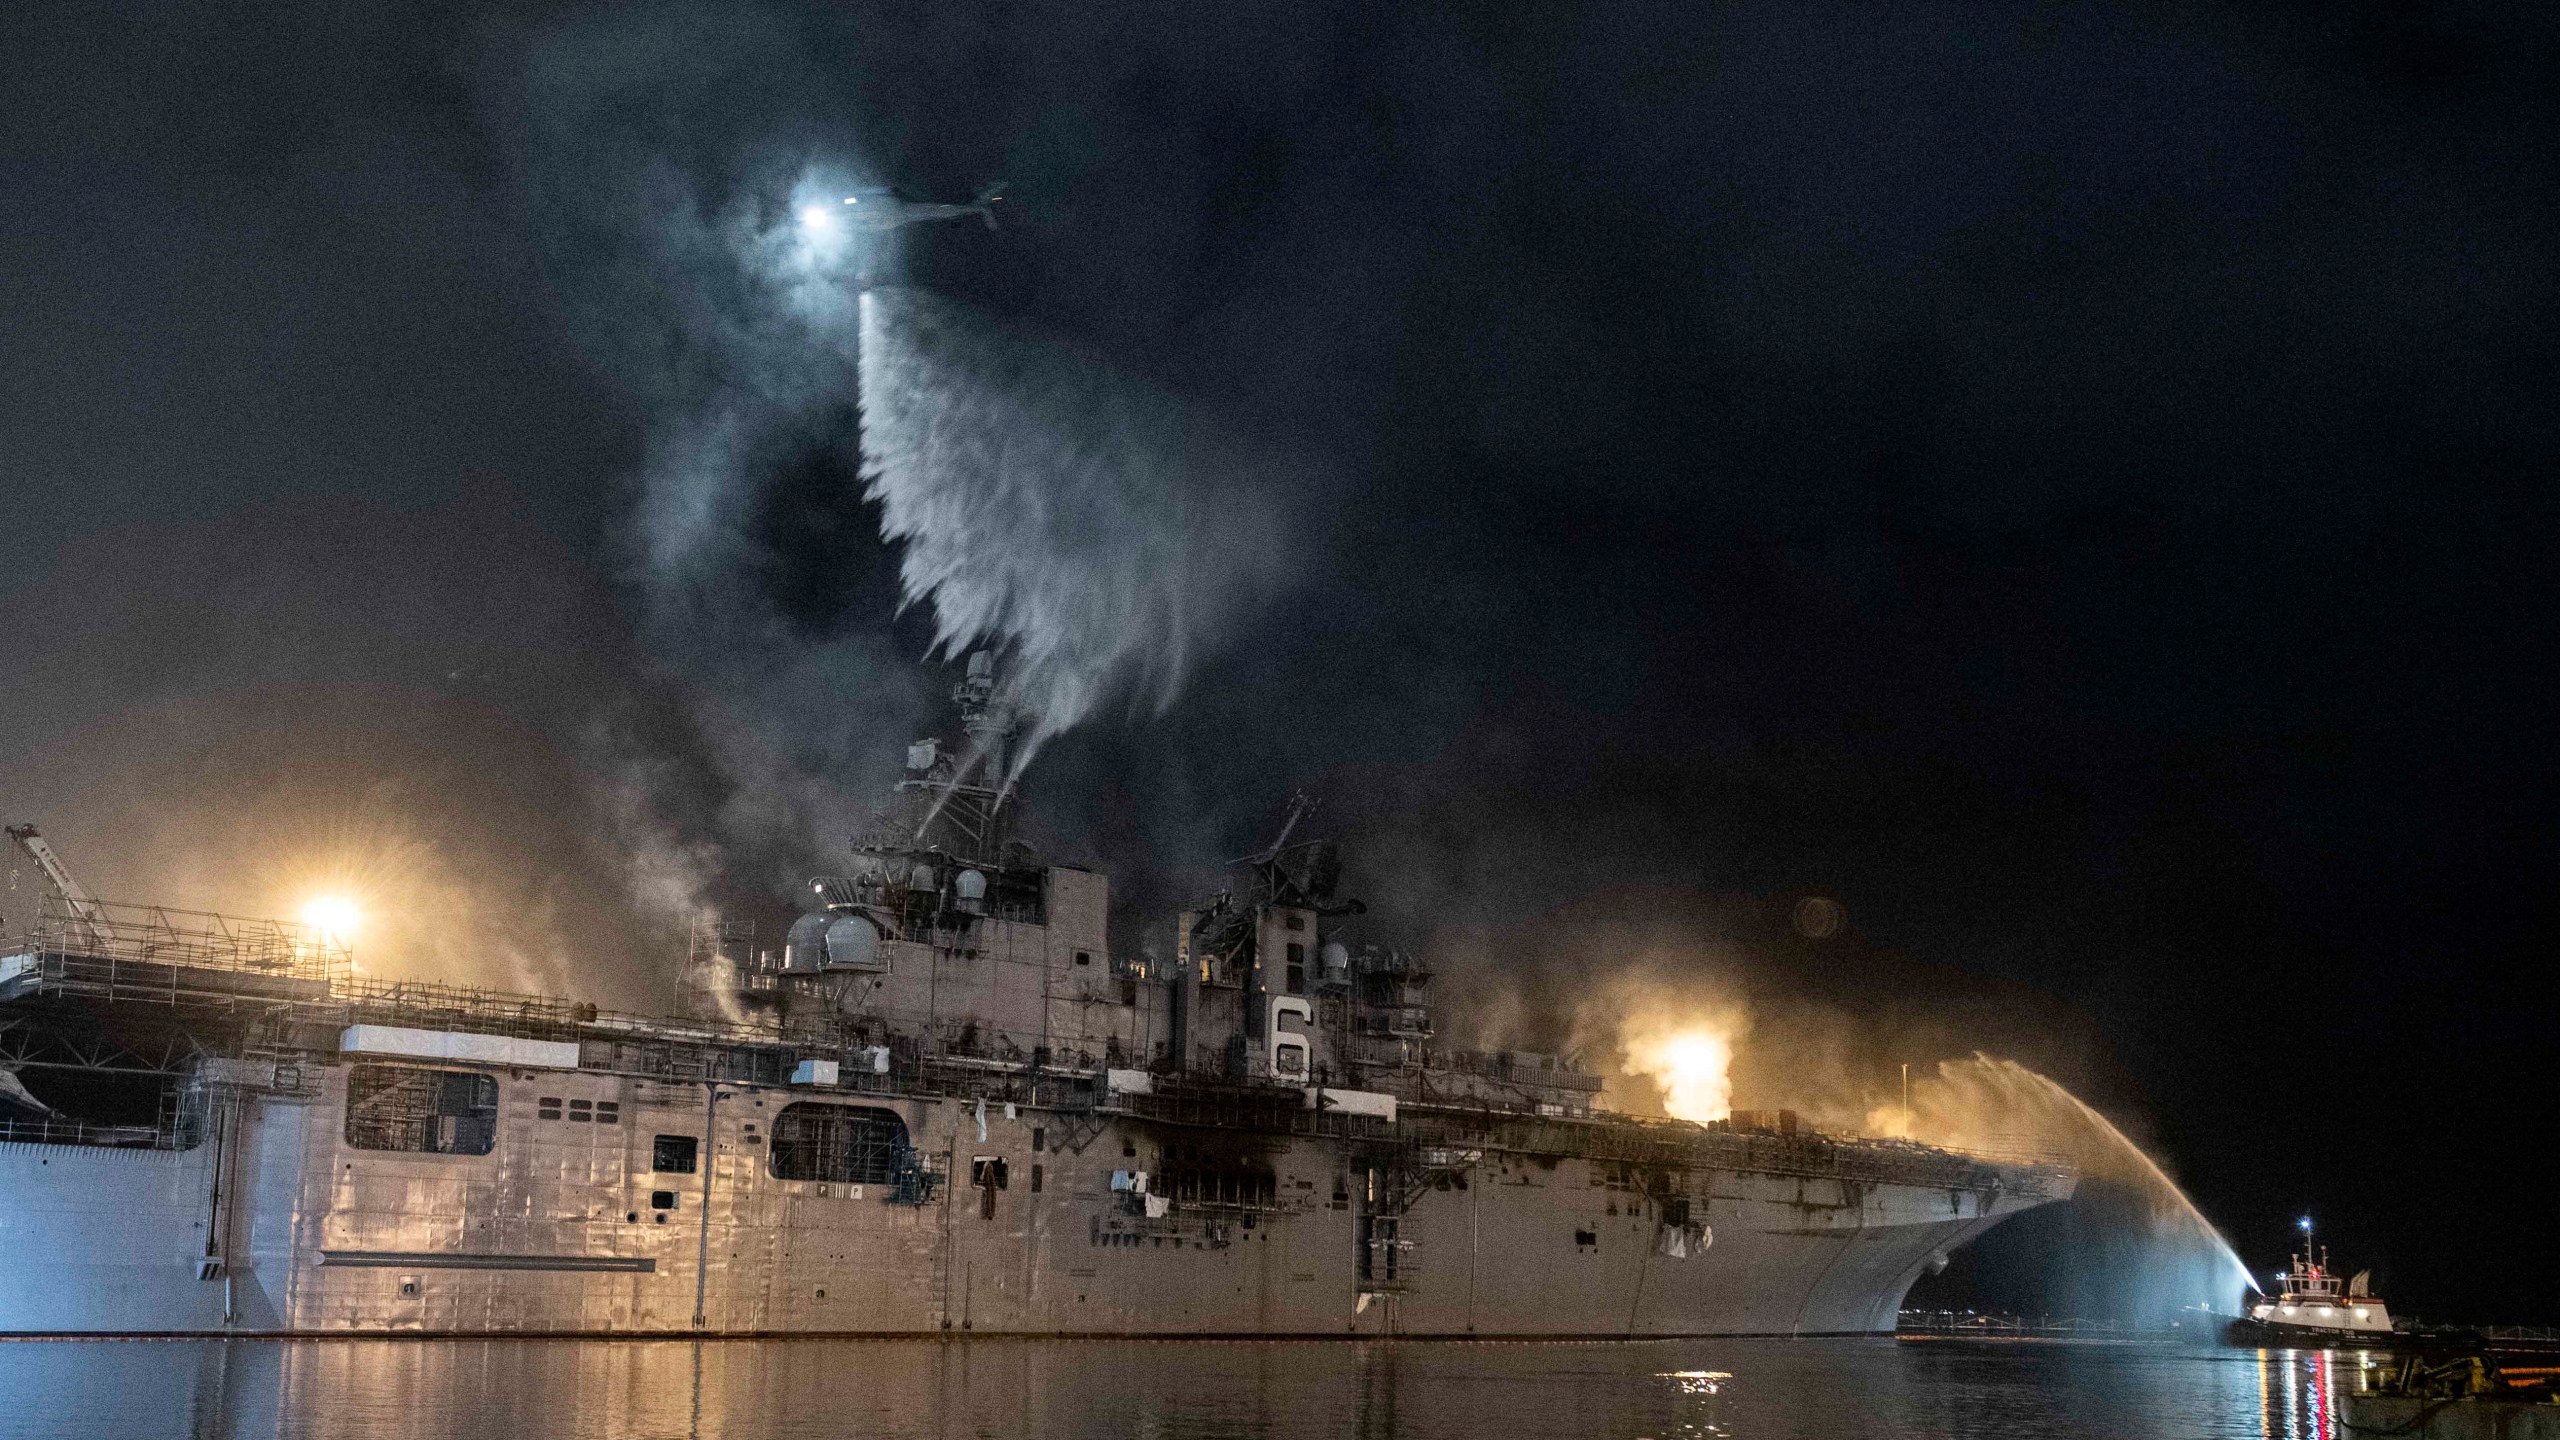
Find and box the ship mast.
[861,650,1029,867]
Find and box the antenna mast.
[863,651,1030,865]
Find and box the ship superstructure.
[0,664,2073,1337]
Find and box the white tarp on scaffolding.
[340,1025,580,1071]
[1303,1086,1397,1123]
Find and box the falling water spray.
[854,287,1295,777]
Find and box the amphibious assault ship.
[0,656,2073,1337]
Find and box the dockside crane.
[6,824,109,951]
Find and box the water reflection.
[1656,1370,1732,1439]
[2253,1347,2347,1440]
[0,1338,2385,1440]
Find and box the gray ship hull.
[0,1069,2057,1338]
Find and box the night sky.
[5,3,2556,1321]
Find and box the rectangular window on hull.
[1285,942,1306,994]
[653,1135,699,1174]
[1155,1161,1278,1209]
[973,1157,1008,1219]
[344,1065,498,1156]
[770,1102,910,1185]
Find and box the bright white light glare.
[302,895,361,941]
[1621,1021,1737,1124]
[800,204,836,233]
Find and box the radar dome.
[823,915,881,971]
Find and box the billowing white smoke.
[632,169,867,586]
[536,167,916,904]
[1612,994,1750,1123]
[857,287,1291,772]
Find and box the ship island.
[0,653,2073,1337]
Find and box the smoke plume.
[1590,972,1751,1124]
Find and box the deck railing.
[0,1115,186,1151]
[12,893,346,985]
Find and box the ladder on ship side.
[1357,1213,1414,1294]
[1352,1140,1479,1300]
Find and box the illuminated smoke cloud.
[533,160,941,905]
[631,168,867,588]
[1616,1003,1748,1123]
[1573,968,1752,1124]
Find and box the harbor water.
[1,1337,2358,1439]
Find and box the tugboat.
[2230,1217,2396,1345]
